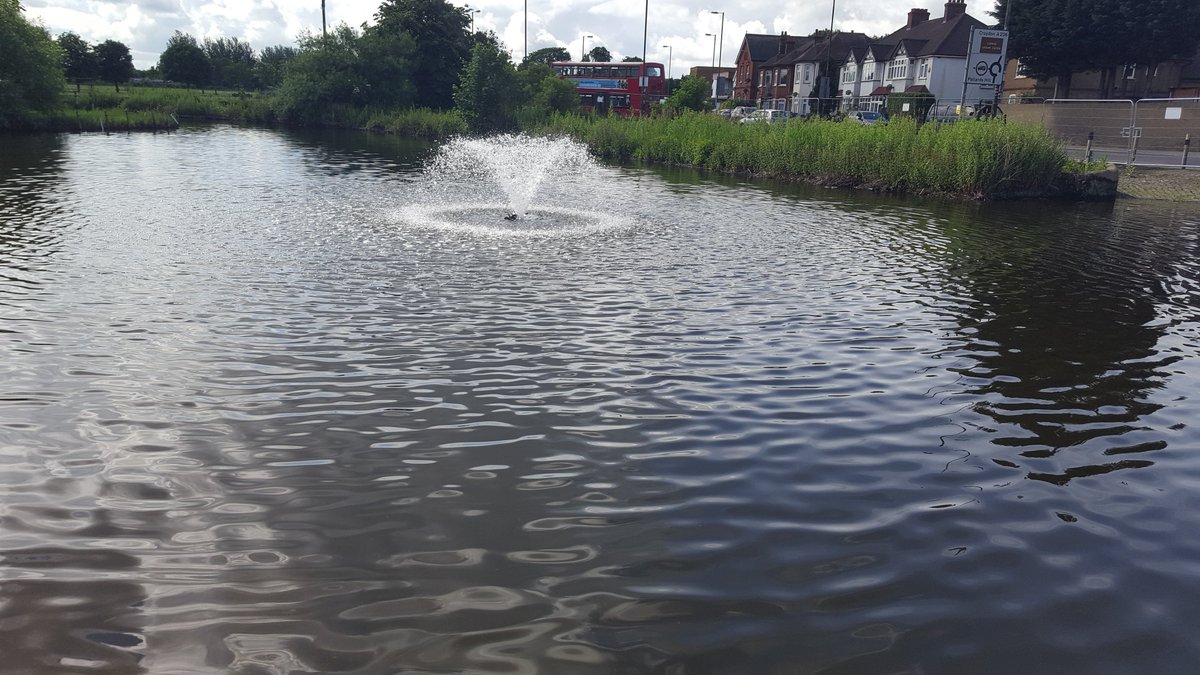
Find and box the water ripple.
[2,129,1200,672]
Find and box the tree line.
[3,0,596,131]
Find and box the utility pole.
[321,0,327,39]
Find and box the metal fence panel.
[1132,98,1198,164]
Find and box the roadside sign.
[964,29,1009,86]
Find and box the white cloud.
[24,0,997,71]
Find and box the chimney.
[944,0,967,19]
[907,8,930,28]
[778,31,789,55]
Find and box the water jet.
[397,134,631,237]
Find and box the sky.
[23,0,998,75]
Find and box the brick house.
[732,33,798,104]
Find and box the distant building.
[733,2,1000,115]
[1000,56,1197,100]
[732,33,799,104]
[689,66,735,104]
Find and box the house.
[689,66,736,104]
[758,35,814,110]
[732,1,999,115]
[732,33,798,104]
[839,1,992,113]
[841,43,895,112]
[1174,53,1200,98]
[1000,55,1197,100]
[787,32,871,115]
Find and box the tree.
[273,25,415,126]
[993,0,1200,97]
[1,0,65,127]
[621,56,642,62]
[515,62,578,120]
[520,46,571,68]
[356,27,418,106]
[587,45,612,63]
[255,45,297,89]
[203,36,256,89]
[662,75,710,113]
[454,37,519,132]
[57,32,97,89]
[158,31,211,88]
[372,0,472,109]
[95,39,134,91]
[1118,0,1200,96]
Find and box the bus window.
[612,95,630,109]
[645,66,663,78]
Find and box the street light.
[709,10,724,70]
[467,7,479,33]
[581,34,592,61]
[661,44,672,80]
[705,33,716,68]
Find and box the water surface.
[3,127,1200,674]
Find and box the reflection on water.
[2,127,1200,673]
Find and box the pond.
[2,126,1200,673]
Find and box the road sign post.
[961,28,1009,118]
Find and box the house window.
[1123,63,1137,79]
[778,68,788,84]
[803,63,813,83]
[863,61,875,81]
[1015,58,1030,78]
[843,63,856,83]
[886,58,908,81]
[918,59,929,80]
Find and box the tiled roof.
[740,34,788,63]
[879,12,986,60]
[789,32,872,64]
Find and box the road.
[1066,144,1199,168]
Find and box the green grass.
[19,85,466,139]
[535,113,1069,199]
[17,107,179,133]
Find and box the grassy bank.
[539,113,1069,199]
[11,85,465,140]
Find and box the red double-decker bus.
[551,61,667,115]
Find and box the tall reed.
[537,113,1067,199]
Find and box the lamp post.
[581,34,592,61]
[467,7,479,33]
[706,33,716,68]
[661,44,672,80]
[641,0,648,113]
[709,10,724,70]
[321,0,327,39]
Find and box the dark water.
[3,127,1200,674]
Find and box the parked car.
[847,110,885,125]
[928,103,976,122]
[727,106,757,121]
[741,109,794,124]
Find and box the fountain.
[396,134,632,237]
